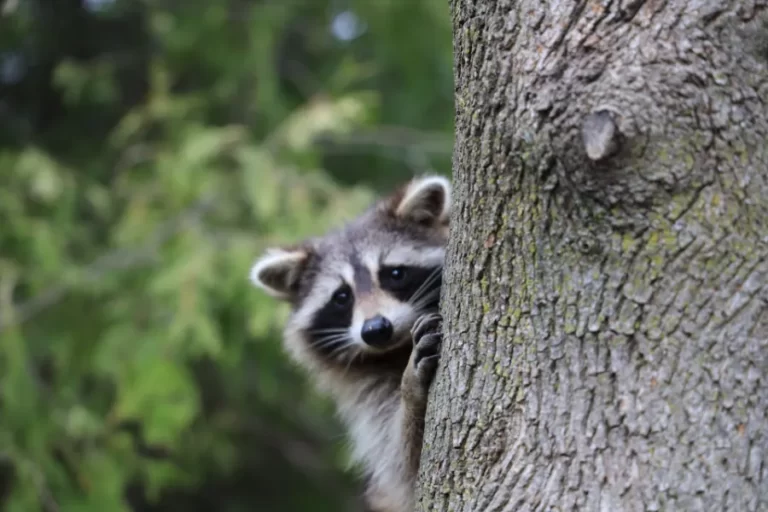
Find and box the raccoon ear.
[391,175,451,225]
[249,247,309,300]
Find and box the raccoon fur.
[249,175,451,512]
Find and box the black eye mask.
[378,265,442,307]
[307,284,355,355]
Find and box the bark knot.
[582,109,622,161]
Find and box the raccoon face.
[250,175,451,366]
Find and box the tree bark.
[417,1,768,511]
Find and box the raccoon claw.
[411,312,442,348]
[411,313,443,382]
[415,352,440,384]
[413,332,441,367]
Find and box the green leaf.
[116,360,198,446]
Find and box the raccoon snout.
[361,315,394,347]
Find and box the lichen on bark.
[417,1,768,511]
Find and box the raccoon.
[249,175,451,512]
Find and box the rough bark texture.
[417,1,768,511]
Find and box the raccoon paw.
[411,312,442,384]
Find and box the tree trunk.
[417,1,768,510]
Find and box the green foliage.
[0,0,453,510]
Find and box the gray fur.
[250,175,451,512]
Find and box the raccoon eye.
[380,266,408,290]
[388,267,406,281]
[331,286,352,307]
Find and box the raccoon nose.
[361,315,394,347]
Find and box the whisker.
[312,341,345,352]
[327,343,352,361]
[342,348,361,376]
[407,266,442,306]
[406,272,433,306]
[407,267,440,305]
[411,302,441,319]
[415,268,441,301]
[312,333,351,343]
[312,335,351,350]
[413,305,438,317]
[307,327,350,335]
[411,287,441,312]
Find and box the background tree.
[417,1,767,510]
